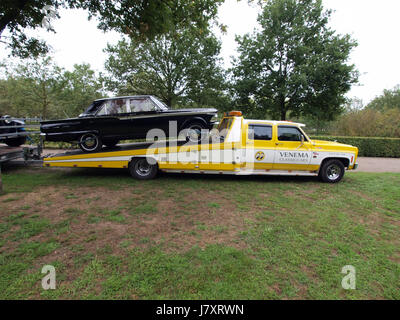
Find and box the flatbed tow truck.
[43,111,358,183]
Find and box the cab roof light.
[225,111,242,117]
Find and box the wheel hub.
[327,164,341,180]
[135,160,151,176]
[80,134,98,151]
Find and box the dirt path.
[356,157,400,173]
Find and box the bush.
[331,108,400,138]
[310,136,400,158]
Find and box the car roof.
[94,95,155,102]
[243,119,306,127]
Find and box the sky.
[1,0,399,105]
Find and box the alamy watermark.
[41,265,56,290]
[341,265,356,290]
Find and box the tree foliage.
[367,85,400,111]
[0,0,224,58]
[0,57,104,119]
[231,0,358,120]
[104,28,229,108]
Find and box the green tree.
[0,57,62,118]
[367,85,400,111]
[232,0,358,120]
[55,63,105,117]
[0,58,104,119]
[0,0,224,58]
[104,28,228,108]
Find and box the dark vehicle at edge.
[40,95,218,152]
[0,115,27,147]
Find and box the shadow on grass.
[2,164,321,185]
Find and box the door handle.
[275,143,284,146]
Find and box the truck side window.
[278,126,304,141]
[248,125,272,141]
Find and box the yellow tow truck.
[44,111,358,183]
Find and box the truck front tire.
[319,159,345,183]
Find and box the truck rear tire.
[319,159,345,183]
[129,158,158,180]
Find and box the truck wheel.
[5,136,26,147]
[129,158,158,180]
[79,133,102,152]
[319,159,345,183]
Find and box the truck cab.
[216,111,358,182]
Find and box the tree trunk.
[165,97,172,107]
[280,110,286,121]
[280,97,286,120]
[0,165,3,194]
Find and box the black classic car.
[41,95,218,152]
[0,115,27,147]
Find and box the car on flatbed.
[44,111,358,183]
[40,95,218,152]
[0,115,27,147]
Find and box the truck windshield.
[217,118,234,140]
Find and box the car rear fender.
[180,117,208,130]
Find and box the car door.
[273,125,312,171]
[128,97,164,139]
[244,122,275,170]
[93,99,126,138]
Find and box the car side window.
[130,98,157,112]
[248,125,273,141]
[97,99,129,115]
[278,126,304,141]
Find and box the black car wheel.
[5,136,26,147]
[183,122,207,142]
[79,133,102,152]
[129,158,158,180]
[319,159,345,183]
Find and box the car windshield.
[82,100,104,115]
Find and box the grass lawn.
[0,167,399,299]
